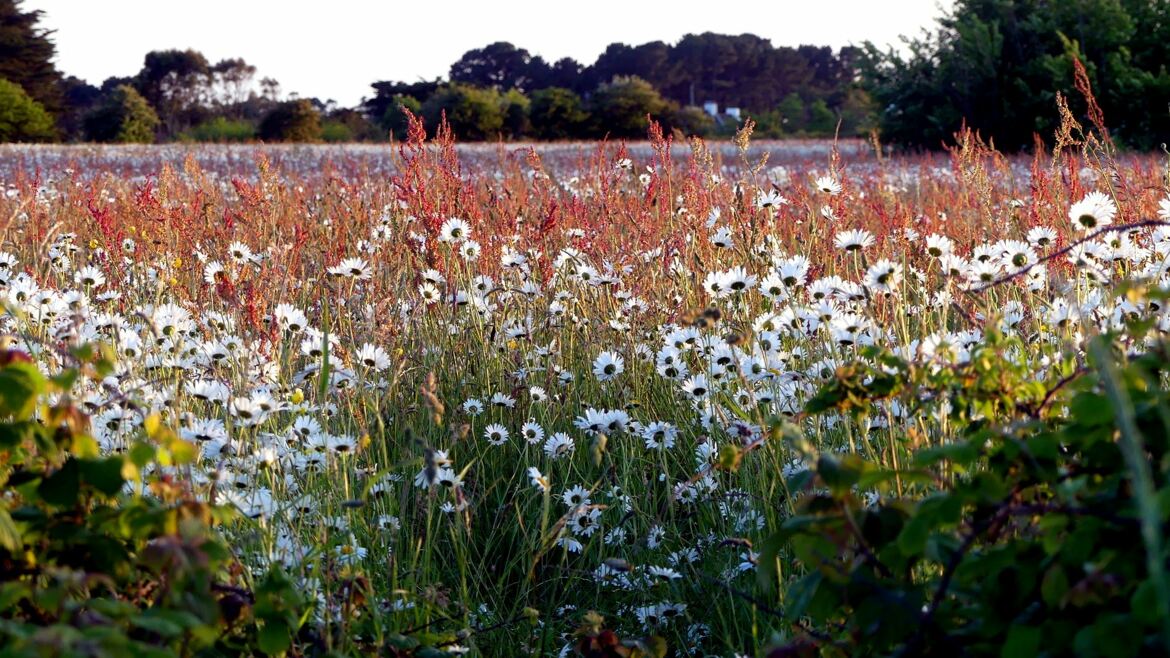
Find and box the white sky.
[29,0,950,107]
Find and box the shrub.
[805,98,837,136]
[762,320,1170,657]
[181,116,256,143]
[669,105,716,138]
[588,76,674,139]
[84,85,159,143]
[500,88,530,139]
[0,78,55,142]
[420,84,504,140]
[0,345,309,656]
[381,94,421,140]
[529,87,587,140]
[321,120,353,142]
[323,108,381,142]
[258,99,321,142]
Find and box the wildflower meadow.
[3,109,1170,658]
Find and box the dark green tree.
[133,49,212,137]
[381,94,421,140]
[83,84,159,143]
[806,98,837,135]
[529,87,587,140]
[449,42,542,92]
[0,77,54,141]
[588,76,674,139]
[364,79,439,124]
[420,84,504,140]
[258,99,321,142]
[499,88,530,139]
[323,107,379,142]
[861,0,1170,150]
[0,0,62,116]
[777,92,806,134]
[670,105,716,137]
[56,75,101,141]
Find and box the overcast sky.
[28,0,950,107]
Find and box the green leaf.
[131,613,184,637]
[0,420,34,449]
[1041,565,1069,608]
[0,507,22,553]
[79,457,126,496]
[914,441,980,467]
[49,369,78,392]
[897,512,930,556]
[38,459,81,507]
[0,362,44,420]
[318,330,331,400]
[1069,391,1113,426]
[1001,624,1041,658]
[818,453,864,493]
[257,619,292,656]
[129,441,156,469]
[0,581,31,611]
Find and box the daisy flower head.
[527,466,550,493]
[484,423,509,446]
[329,257,372,280]
[562,485,591,508]
[458,240,481,260]
[814,175,843,196]
[755,189,789,210]
[355,343,392,371]
[521,420,545,444]
[439,217,472,243]
[1069,191,1117,232]
[864,259,904,295]
[834,228,875,252]
[924,233,953,258]
[593,350,625,382]
[543,432,574,459]
[642,421,678,450]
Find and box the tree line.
[1,0,1167,149]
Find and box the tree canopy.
[860,0,1170,150]
[0,76,54,141]
[0,0,62,115]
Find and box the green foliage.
[763,327,1170,657]
[84,85,159,143]
[181,116,256,143]
[588,76,673,139]
[258,99,321,142]
[776,92,806,134]
[669,105,716,138]
[0,0,62,115]
[0,346,314,656]
[133,48,213,138]
[421,84,505,141]
[321,120,353,142]
[0,77,54,141]
[806,98,836,135]
[861,0,1170,150]
[499,88,530,139]
[528,87,586,140]
[382,94,422,140]
[324,108,380,142]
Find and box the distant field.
[0,139,875,180]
